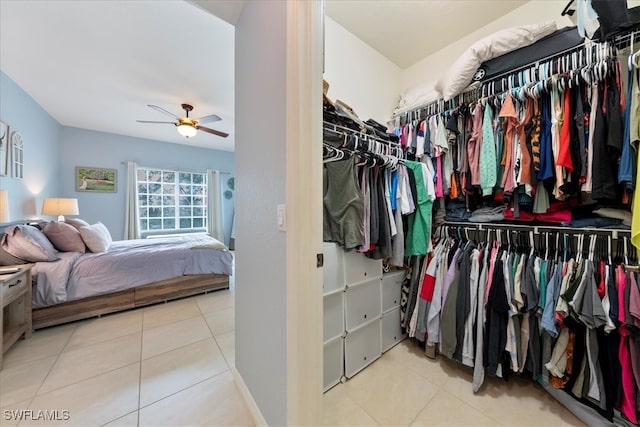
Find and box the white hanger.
[576,234,583,263]
[632,48,640,70]
[529,230,535,257]
[629,33,635,71]
[588,234,596,261]
[544,232,549,260]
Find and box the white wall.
[400,0,575,96]
[324,16,402,125]
[235,1,288,424]
[401,0,640,96]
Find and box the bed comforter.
[31,234,233,308]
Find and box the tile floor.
[0,281,252,427]
[1,280,587,426]
[324,341,586,427]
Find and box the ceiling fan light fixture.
[177,123,197,138]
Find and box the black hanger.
[561,0,575,16]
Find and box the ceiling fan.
[137,104,229,138]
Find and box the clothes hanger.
[529,230,535,258]
[632,50,640,69]
[624,236,630,265]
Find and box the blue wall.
[0,71,61,221]
[0,71,236,238]
[59,126,234,240]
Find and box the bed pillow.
[434,21,557,100]
[79,222,113,253]
[44,221,86,253]
[1,225,59,262]
[0,237,28,265]
[64,218,90,230]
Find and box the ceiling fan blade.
[136,120,177,124]
[197,125,229,138]
[195,114,222,124]
[148,104,180,120]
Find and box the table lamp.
[0,190,9,223]
[41,198,79,221]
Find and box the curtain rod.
[441,221,631,239]
[396,29,639,121]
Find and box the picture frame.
[76,166,117,193]
[0,120,9,176]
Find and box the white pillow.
[435,22,557,101]
[79,222,113,253]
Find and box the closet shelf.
[395,29,640,124]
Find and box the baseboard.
[232,367,268,426]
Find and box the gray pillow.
[1,225,59,262]
[44,221,86,253]
[0,236,27,265]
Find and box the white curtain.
[124,161,140,240]
[207,169,224,242]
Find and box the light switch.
[277,204,286,232]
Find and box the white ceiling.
[0,0,235,151]
[0,1,534,154]
[326,0,529,69]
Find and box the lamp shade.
[42,198,79,221]
[177,124,197,138]
[0,190,9,223]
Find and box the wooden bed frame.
[32,273,230,329]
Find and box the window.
[11,132,23,180]
[137,168,207,236]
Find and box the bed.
[1,221,232,329]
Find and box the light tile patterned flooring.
[1,278,586,426]
[0,284,250,427]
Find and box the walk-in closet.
[322,1,640,425]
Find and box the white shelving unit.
[322,243,406,392]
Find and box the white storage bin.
[381,270,405,313]
[323,291,344,342]
[343,251,382,286]
[323,336,344,392]
[344,319,381,378]
[344,278,381,332]
[323,242,345,294]
[381,307,406,352]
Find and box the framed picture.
[76,166,117,192]
[0,120,9,176]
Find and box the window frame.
[136,167,208,238]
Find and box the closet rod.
[323,121,400,147]
[396,29,639,122]
[474,29,640,91]
[442,221,631,239]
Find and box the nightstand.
[1,265,32,369]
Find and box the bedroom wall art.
[76,166,117,192]
[11,131,23,180]
[0,120,9,176]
